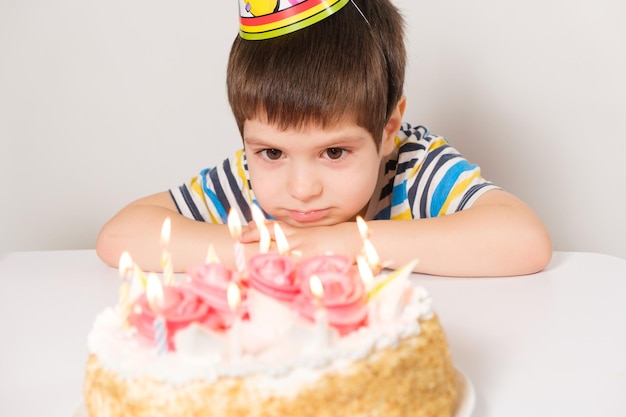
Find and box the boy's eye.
[324,148,345,160]
[262,149,283,160]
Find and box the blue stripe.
[200,168,228,223]
[430,160,477,217]
[411,147,450,218]
[374,206,391,220]
[391,180,408,207]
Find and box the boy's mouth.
[286,209,329,223]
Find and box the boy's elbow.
[95,224,120,268]
[518,228,553,275]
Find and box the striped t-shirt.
[169,123,499,224]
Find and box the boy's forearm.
[96,204,241,273]
[367,192,552,277]
[97,191,551,277]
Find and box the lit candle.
[357,255,378,325]
[363,239,382,272]
[356,216,371,240]
[227,209,247,273]
[356,255,374,289]
[367,259,419,301]
[274,223,290,255]
[160,217,175,286]
[309,275,328,349]
[133,263,147,289]
[251,205,271,253]
[356,217,383,273]
[117,251,134,322]
[205,243,220,264]
[146,273,168,355]
[227,281,243,361]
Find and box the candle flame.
[357,255,374,287]
[118,251,133,280]
[363,239,381,269]
[227,281,242,312]
[259,225,271,254]
[227,209,242,240]
[356,216,369,240]
[274,223,290,255]
[160,217,171,246]
[146,273,164,312]
[309,274,324,301]
[251,205,271,253]
[250,204,266,226]
[205,244,220,264]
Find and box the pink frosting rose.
[128,285,223,351]
[296,254,353,280]
[294,255,368,335]
[247,253,300,301]
[185,263,248,325]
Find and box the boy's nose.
[286,163,323,202]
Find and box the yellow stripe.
[437,170,481,216]
[391,208,413,220]
[240,0,349,40]
[408,137,448,179]
[241,1,335,33]
[234,149,252,201]
[190,177,219,224]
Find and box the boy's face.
[243,117,395,227]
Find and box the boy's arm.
[242,189,552,277]
[96,192,244,272]
[367,189,552,277]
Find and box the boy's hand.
[240,220,363,261]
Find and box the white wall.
[1,0,625,260]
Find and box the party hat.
[239,0,350,40]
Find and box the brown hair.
[227,0,406,147]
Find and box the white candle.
[227,209,247,273]
[146,273,168,355]
[205,244,220,264]
[153,315,167,356]
[117,251,134,321]
[251,205,271,253]
[357,255,378,325]
[356,216,382,272]
[363,239,382,272]
[274,223,290,255]
[356,216,370,240]
[227,281,243,361]
[309,275,328,349]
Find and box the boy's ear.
[381,96,407,156]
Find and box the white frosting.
[87,283,433,398]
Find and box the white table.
[0,250,625,416]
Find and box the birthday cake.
[83,220,459,417]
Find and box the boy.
[96,0,552,276]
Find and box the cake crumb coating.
[84,315,458,417]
